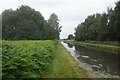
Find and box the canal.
[61,42,120,78]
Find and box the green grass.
[0,40,2,77]
[81,41,120,46]
[2,40,89,78]
[0,47,1,77]
[64,40,120,54]
[2,40,57,78]
[45,42,89,78]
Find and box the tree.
[68,34,74,40]
[2,9,15,40]
[97,13,108,41]
[74,1,120,41]
[48,13,62,39]
[2,5,62,40]
[0,15,2,39]
[107,1,120,41]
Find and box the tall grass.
[2,40,58,78]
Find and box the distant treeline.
[75,1,120,41]
[1,5,62,40]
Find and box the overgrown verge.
[2,40,58,78]
[64,40,120,54]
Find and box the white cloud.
[0,0,117,39]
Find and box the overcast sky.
[0,0,118,39]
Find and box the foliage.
[107,1,120,41]
[48,13,62,39]
[2,5,61,40]
[67,34,74,40]
[0,15,1,39]
[2,40,58,78]
[75,1,120,41]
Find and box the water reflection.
[75,45,120,76]
[67,43,73,48]
[61,42,120,78]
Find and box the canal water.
[61,42,120,78]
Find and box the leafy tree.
[48,13,62,39]
[0,15,2,39]
[108,1,120,41]
[2,9,15,40]
[68,34,74,40]
[2,5,61,40]
[74,1,120,41]
[97,13,108,41]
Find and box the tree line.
[2,5,62,40]
[74,1,120,41]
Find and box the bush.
[2,40,57,78]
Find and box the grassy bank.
[64,40,120,54]
[45,42,89,78]
[2,40,89,78]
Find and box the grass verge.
[64,40,120,54]
[45,42,89,78]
